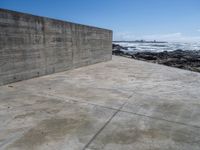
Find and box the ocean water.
[113,42,200,53]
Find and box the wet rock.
[112,44,200,73]
[112,50,125,55]
[112,44,126,50]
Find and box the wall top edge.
[0,8,113,33]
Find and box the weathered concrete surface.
[0,8,112,86]
[1,56,200,150]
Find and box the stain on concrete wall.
[0,9,112,85]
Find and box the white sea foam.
[113,42,200,52]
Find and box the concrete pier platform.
[1,56,200,150]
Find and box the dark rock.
[112,50,125,55]
[113,44,124,50]
[112,44,200,73]
[134,52,157,60]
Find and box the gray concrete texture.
[0,9,112,86]
[1,56,200,150]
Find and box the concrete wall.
[0,9,112,86]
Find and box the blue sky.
[1,0,200,42]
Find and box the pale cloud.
[114,32,200,42]
[114,32,136,41]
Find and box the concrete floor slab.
[87,111,200,150]
[1,56,200,150]
[4,63,133,110]
[0,93,116,150]
[122,93,200,127]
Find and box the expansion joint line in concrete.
[120,110,200,129]
[37,93,200,129]
[82,102,127,150]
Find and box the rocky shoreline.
[113,44,200,73]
